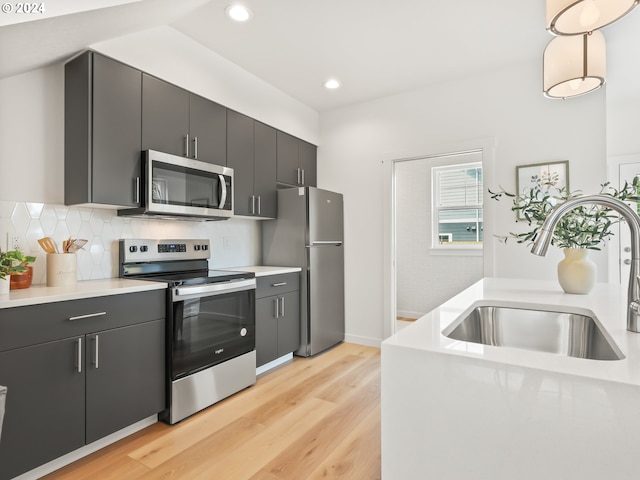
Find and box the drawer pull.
[68,311,107,321]
[272,282,287,287]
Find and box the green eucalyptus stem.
[489,179,640,250]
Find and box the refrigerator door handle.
[307,241,343,247]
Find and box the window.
[432,159,483,247]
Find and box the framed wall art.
[516,160,569,219]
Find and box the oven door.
[170,279,255,380]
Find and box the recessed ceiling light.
[226,4,252,22]
[324,79,341,90]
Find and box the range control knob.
[129,246,138,253]
[140,245,148,252]
[202,244,209,251]
[194,245,201,251]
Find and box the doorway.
[392,150,485,333]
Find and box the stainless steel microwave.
[119,150,234,221]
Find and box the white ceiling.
[0,0,638,112]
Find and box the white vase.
[0,276,10,295]
[557,248,596,294]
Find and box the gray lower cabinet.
[276,131,317,188]
[255,273,300,367]
[227,110,277,218]
[0,290,165,480]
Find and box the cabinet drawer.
[256,272,300,298]
[0,290,166,353]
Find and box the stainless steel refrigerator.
[262,187,345,357]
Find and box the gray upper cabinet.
[227,110,277,218]
[142,74,227,165]
[276,131,317,187]
[65,51,142,207]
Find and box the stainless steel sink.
[443,305,625,360]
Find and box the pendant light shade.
[543,30,606,99]
[547,0,639,35]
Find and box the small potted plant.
[0,249,36,293]
[490,178,640,293]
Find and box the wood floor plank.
[249,368,381,479]
[39,343,382,480]
[243,353,371,427]
[306,405,381,480]
[191,397,336,479]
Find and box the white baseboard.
[344,334,382,348]
[256,353,293,376]
[397,310,425,319]
[13,415,157,480]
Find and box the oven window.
[152,160,223,209]
[171,290,255,379]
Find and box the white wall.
[319,59,607,346]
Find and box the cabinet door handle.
[135,176,140,205]
[301,169,305,185]
[184,134,189,157]
[274,297,280,318]
[257,195,261,215]
[76,337,82,374]
[297,167,301,185]
[272,282,287,287]
[92,335,99,369]
[68,312,107,321]
[280,296,285,316]
[251,195,256,215]
[193,136,198,159]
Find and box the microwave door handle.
[218,174,227,210]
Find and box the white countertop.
[0,279,167,309]
[221,266,302,277]
[383,277,640,386]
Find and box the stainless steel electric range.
[119,238,256,424]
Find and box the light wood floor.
[43,343,381,480]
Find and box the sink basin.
[443,305,624,360]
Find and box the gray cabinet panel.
[86,320,165,443]
[256,297,278,367]
[276,131,300,185]
[142,73,190,156]
[227,110,255,216]
[189,94,227,166]
[65,51,142,207]
[0,337,85,480]
[278,291,300,356]
[228,112,277,218]
[298,140,317,187]
[0,290,165,353]
[254,122,277,218]
[276,130,317,187]
[256,272,300,298]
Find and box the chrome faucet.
[531,194,640,333]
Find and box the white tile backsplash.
[0,201,261,285]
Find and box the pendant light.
[547,0,639,35]
[543,30,606,99]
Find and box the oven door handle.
[173,278,256,299]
